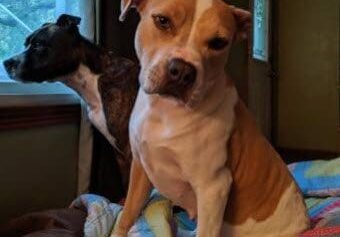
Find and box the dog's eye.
[208,37,229,51]
[152,14,172,31]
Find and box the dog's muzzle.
[159,58,197,101]
[3,58,19,73]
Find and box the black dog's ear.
[24,31,37,47]
[42,22,52,27]
[24,34,33,47]
[56,14,81,27]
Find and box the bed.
[1,157,340,237]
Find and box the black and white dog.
[3,14,139,190]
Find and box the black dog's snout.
[3,58,18,70]
[167,58,197,86]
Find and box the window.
[252,0,269,62]
[0,0,93,86]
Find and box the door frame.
[248,0,274,139]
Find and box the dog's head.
[121,0,251,106]
[3,14,83,82]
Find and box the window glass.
[253,0,269,62]
[0,0,82,81]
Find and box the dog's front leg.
[111,157,152,237]
[195,168,232,237]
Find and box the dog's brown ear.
[120,0,141,21]
[232,7,252,41]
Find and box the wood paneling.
[0,104,80,130]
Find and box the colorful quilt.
[72,158,340,237]
[73,194,340,237]
[71,190,196,237]
[288,157,340,197]
[289,158,340,236]
[306,197,340,226]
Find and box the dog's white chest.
[64,64,118,149]
[129,87,238,216]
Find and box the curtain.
[77,100,94,195]
[79,0,96,42]
[76,0,98,195]
[99,0,139,60]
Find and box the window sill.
[0,81,75,95]
[0,80,80,106]
[0,83,81,130]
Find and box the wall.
[0,110,79,224]
[274,0,340,153]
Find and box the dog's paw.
[110,233,126,237]
[110,229,127,237]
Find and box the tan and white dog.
[113,0,310,236]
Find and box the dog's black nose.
[167,58,196,86]
[3,58,18,71]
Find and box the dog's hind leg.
[111,157,152,237]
